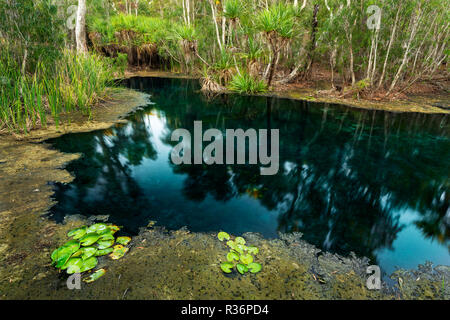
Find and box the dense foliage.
[0,0,448,131]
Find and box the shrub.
[228,72,268,94]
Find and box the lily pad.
[63,257,83,274]
[108,225,120,233]
[79,256,98,273]
[97,239,114,250]
[226,240,236,250]
[235,237,246,245]
[67,226,87,240]
[247,262,262,273]
[236,263,248,274]
[99,233,115,241]
[109,245,129,260]
[79,233,101,246]
[51,240,80,268]
[83,269,106,283]
[218,232,230,241]
[247,246,259,255]
[116,236,131,245]
[240,253,253,265]
[235,244,246,254]
[95,247,114,256]
[81,247,97,260]
[86,223,108,234]
[220,262,234,273]
[226,251,239,262]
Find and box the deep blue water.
[47,77,450,276]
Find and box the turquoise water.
[48,77,450,276]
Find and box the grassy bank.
[0,50,124,134]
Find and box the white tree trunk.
[76,0,88,54]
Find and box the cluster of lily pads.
[51,223,131,283]
[218,232,262,275]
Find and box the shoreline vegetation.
[1,0,449,134]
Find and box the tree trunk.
[76,0,88,54]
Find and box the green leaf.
[95,247,114,256]
[235,237,246,245]
[67,226,87,239]
[99,233,115,241]
[79,256,98,273]
[116,236,131,245]
[247,246,259,255]
[97,239,114,250]
[51,240,80,268]
[218,232,230,241]
[79,233,101,246]
[81,247,97,260]
[83,269,106,283]
[220,262,234,273]
[109,245,129,260]
[86,223,108,234]
[235,244,246,254]
[236,263,248,274]
[247,262,262,273]
[240,253,253,265]
[226,240,236,250]
[63,257,83,274]
[227,251,240,262]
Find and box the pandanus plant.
[257,3,295,87]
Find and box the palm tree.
[257,3,294,87]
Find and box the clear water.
[47,77,450,276]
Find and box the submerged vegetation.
[51,223,130,282]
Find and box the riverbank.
[0,85,448,300]
[124,70,449,114]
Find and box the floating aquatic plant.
[51,223,131,283]
[217,232,262,275]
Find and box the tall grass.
[228,72,268,94]
[0,50,116,133]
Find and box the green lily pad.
[79,256,98,273]
[218,232,230,241]
[226,240,236,250]
[108,225,120,233]
[67,226,87,240]
[116,236,131,245]
[99,233,115,241]
[63,257,83,274]
[71,249,83,258]
[51,240,80,268]
[81,247,97,260]
[79,233,101,246]
[240,253,253,265]
[109,245,129,260]
[86,223,108,234]
[95,247,114,256]
[220,262,234,273]
[235,237,246,245]
[247,262,262,273]
[97,239,114,250]
[83,269,106,283]
[247,246,259,255]
[235,244,246,254]
[236,263,248,274]
[227,251,239,262]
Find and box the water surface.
[48,77,450,276]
